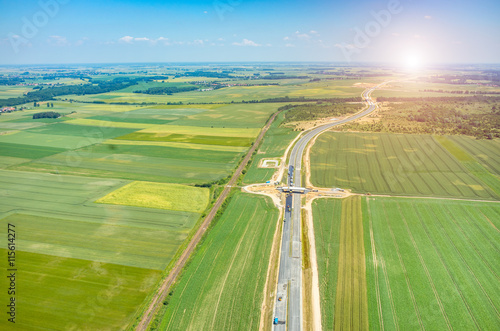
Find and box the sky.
[0,0,499,65]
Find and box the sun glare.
[404,54,422,70]
[401,53,425,71]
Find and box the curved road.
[273,83,385,331]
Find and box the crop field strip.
[364,197,500,330]
[310,132,499,199]
[0,248,163,331]
[436,136,500,196]
[333,196,369,331]
[312,198,342,329]
[450,136,500,176]
[158,193,278,330]
[0,170,201,269]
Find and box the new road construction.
[273,83,386,330]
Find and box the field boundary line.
[135,106,286,330]
[304,197,323,331]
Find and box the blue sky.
[1,0,499,64]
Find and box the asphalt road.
[272,84,382,330]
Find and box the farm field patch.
[158,193,278,331]
[61,81,364,104]
[310,132,499,199]
[97,181,209,213]
[140,124,260,137]
[312,197,368,330]
[0,170,200,270]
[115,131,254,147]
[0,249,162,331]
[169,103,282,129]
[13,151,233,184]
[25,122,138,139]
[65,118,154,129]
[364,197,500,330]
[449,135,500,176]
[243,110,299,184]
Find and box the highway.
[272,83,383,330]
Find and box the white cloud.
[156,37,170,45]
[266,43,272,47]
[204,11,208,14]
[424,15,432,20]
[48,35,69,45]
[119,36,173,45]
[119,36,134,43]
[217,37,225,41]
[285,43,295,47]
[283,36,290,41]
[232,38,261,46]
[193,39,204,45]
[335,43,356,50]
[310,30,319,34]
[74,37,88,46]
[295,31,311,40]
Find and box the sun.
[404,54,422,71]
[402,53,424,71]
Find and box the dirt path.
[304,197,323,331]
[135,107,285,331]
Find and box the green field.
[372,80,500,98]
[0,169,209,329]
[2,102,263,184]
[61,79,365,104]
[312,196,500,330]
[0,170,201,269]
[0,249,162,331]
[364,197,500,330]
[157,193,278,330]
[243,110,299,184]
[97,181,209,212]
[313,197,368,330]
[310,132,500,199]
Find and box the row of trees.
[32,111,60,119]
[134,85,198,95]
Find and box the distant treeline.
[0,77,153,107]
[0,77,25,85]
[376,95,500,103]
[420,89,500,95]
[240,96,363,103]
[175,71,235,79]
[134,85,198,95]
[261,75,309,80]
